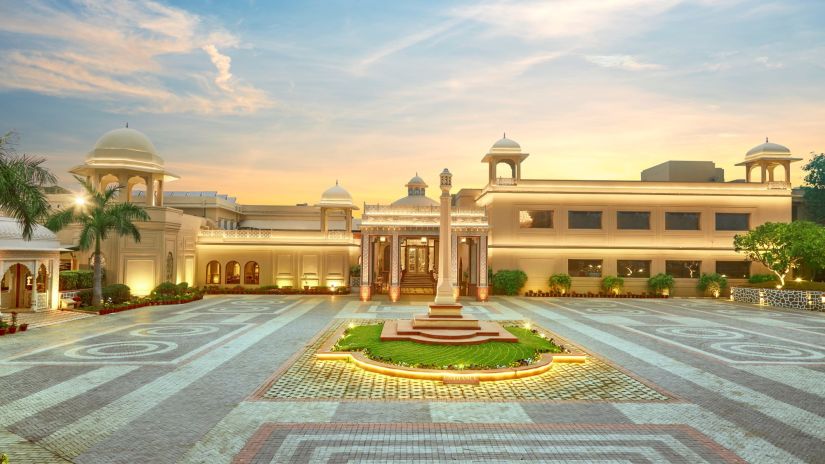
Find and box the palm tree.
[0,132,57,240]
[47,176,150,306]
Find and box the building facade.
[9,127,801,312]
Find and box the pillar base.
[359,285,371,301]
[389,285,400,302]
[476,286,489,302]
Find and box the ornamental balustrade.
[198,229,353,242]
[495,177,516,186]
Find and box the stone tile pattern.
[732,286,825,311]
[259,320,670,402]
[233,423,746,464]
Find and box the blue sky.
[1,0,823,205]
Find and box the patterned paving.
[1,295,825,463]
[258,320,670,401]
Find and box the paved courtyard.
[1,295,824,463]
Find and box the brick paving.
[0,295,824,463]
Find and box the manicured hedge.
[102,284,131,304]
[492,270,528,296]
[59,270,101,290]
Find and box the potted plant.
[647,273,675,297]
[697,272,728,298]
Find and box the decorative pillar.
[156,180,163,206]
[345,211,352,233]
[784,160,791,183]
[360,234,371,301]
[477,234,489,301]
[146,176,156,206]
[30,260,38,312]
[451,232,459,300]
[760,164,767,183]
[320,207,328,234]
[433,169,458,306]
[390,232,400,302]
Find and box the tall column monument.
[380,168,517,344]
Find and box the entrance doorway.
[406,246,429,274]
[1,263,32,310]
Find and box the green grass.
[332,323,562,370]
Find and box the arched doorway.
[1,263,33,309]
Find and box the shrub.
[548,273,572,294]
[601,275,624,294]
[77,289,93,306]
[492,269,528,295]
[59,270,98,290]
[102,284,131,304]
[647,273,675,295]
[177,282,189,293]
[151,281,179,298]
[697,273,728,297]
[259,285,279,291]
[748,274,777,284]
[744,280,825,291]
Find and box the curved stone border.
[731,287,825,312]
[316,324,586,384]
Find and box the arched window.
[206,261,221,285]
[226,261,241,284]
[244,261,260,285]
[36,264,48,293]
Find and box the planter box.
[732,287,825,311]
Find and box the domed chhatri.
[87,127,165,169]
[490,135,521,151]
[746,138,792,158]
[391,173,439,207]
[317,181,357,209]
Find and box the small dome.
[491,137,521,150]
[317,182,356,209]
[406,174,427,188]
[746,140,791,158]
[86,127,164,167]
[0,216,61,250]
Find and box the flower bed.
[524,290,668,298]
[0,312,30,336]
[75,294,205,315]
[731,287,825,312]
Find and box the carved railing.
[495,177,516,186]
[198,229,353,242]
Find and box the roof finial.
[766,136,769,143]
[503,132,506,139]
[126,122,129,128]
[335,179,338,186]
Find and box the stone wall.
[731,287,825,312]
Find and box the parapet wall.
[731,287,825,312]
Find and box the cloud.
[585,55,664,71]
[755,56,784,69]
[0,0,271,115]
[351,18,463,74]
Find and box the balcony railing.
[198,229,354,243]
[495,177,516,186]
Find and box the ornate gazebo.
[0,217,62,311]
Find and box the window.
[206,261,221,284]
[225,261,241,284]
[244,261,260,285]
[568,211,602,229]
[617,260,651,278]
[569,259,603,277]
[617,212,650,230]
[519,210,553,228]
[716,261,750,279]
[666,260,701,278]
[665,212,700,230]
[715,213,750,231]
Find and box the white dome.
[391,194,438,208]
[317,182,356,209]
[491,137,521,150]
[0,217,62,250]
[746,140,791,158]
[406,174,427,188]
[86,127,164,167]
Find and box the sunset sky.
[1,0,823,206]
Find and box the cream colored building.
[33,127,803,303]
[0,218,62,311]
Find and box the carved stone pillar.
[30,260,38,312]
[477,234,489,301]
[360,234,371,301]
[390,232,400,302]
[451,232,458,300]
[146,175,155,206]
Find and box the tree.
[46,177,150,306]
[548,273,572,294]
[802,152,825,224]
[0,132,57,239]
[733,221,825,287]
[647,273,674,295]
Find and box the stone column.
[30,261,38,312]
[451,232,458,298]
[390,232,400,302]
[146,176,155,206]
[320,207,328,234]
[760,164,767,183]
[477,234,489,301]
[360,234,371,301]
[434,169,457,305]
